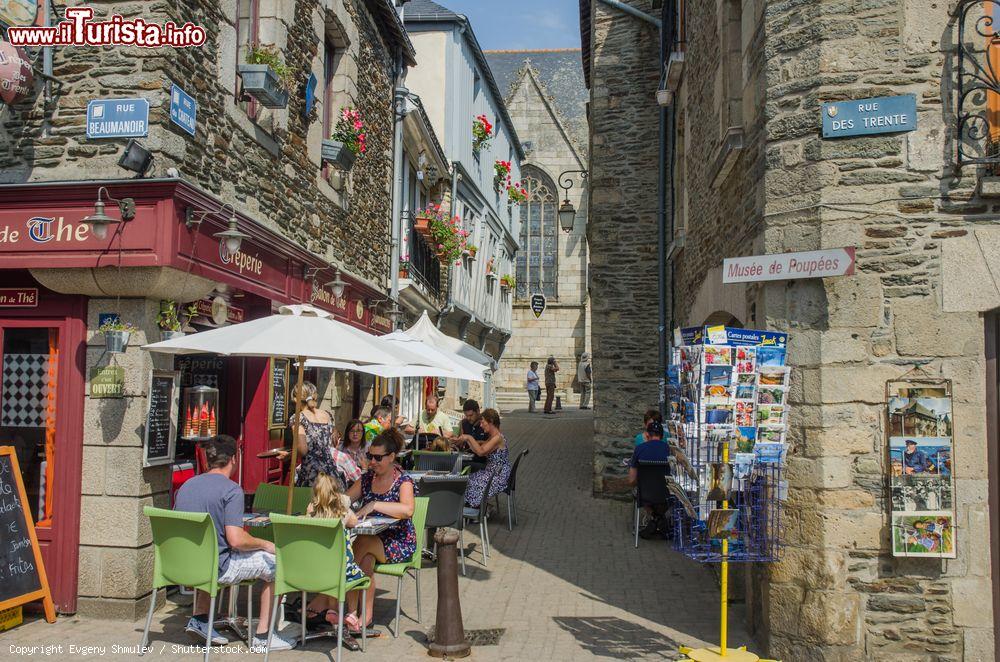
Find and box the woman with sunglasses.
[339,419,367,471]
[344,429,415,636]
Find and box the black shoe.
[638,518,661,540]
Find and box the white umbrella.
[304,358,462,379]
[380,330,487,381]
[142,304,433,513]
[404,311,495,370]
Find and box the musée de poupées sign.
[723,248,856,284]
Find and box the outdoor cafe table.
[243,513,399,536]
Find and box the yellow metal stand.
[678,443,779,662]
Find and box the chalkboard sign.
[268,358,289,430]
[0,447,55,622]
[144,371,179,468]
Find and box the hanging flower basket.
[160,329,186,342]
[500,274,516,291]
[473,114,494,153]
[104,330,131,353]
[323,107,366,171]
[414,213,433,239]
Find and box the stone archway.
[683,265,751,328]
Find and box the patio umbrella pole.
[286,356,306,515]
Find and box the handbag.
[534,389,541,402]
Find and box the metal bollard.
[428,528,470,658]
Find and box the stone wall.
[667,0,997,659]
[586,0,662,494]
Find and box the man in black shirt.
[455,399,489,472]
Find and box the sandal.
[344,614,382,638]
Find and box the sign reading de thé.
[822,95,916,139]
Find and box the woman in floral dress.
[464,408,511,508]
[277,382,360,492]
[345,429,416,635]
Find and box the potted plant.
[507,181,528,205]
[100,317,139,353]
[414,204,442,239]
[485,257,497,280]
[399,254,410,279]
[238,44,294,109]
[429,213,469,265]
[466,244,478,259]
[157,300,187,341]
[322,107,367,171]
[494,160,511,193]
[473,114,493,154]
[500,274,516,291]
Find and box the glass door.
[0,327,58,528]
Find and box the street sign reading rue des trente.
[822,95,916,139]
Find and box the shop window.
[1,328,57,526]
[516,166,559,301]
[235,0,260,120]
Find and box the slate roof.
[403,0,525,160]
[484,49,589,157]
[365,0,416,67]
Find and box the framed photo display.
[886,377,956,558]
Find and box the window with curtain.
[515,167,558,300]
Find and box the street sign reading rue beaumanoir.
[86,98,149,139]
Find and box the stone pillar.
[77,298,172,620]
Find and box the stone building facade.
[580,0,663,493]
[484,49,591,411]
[0,0,413,618]
[584,0,1000,659]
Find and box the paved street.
[2,410,745,660]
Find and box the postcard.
[758,366,790,387]
[733,453,754,479]
[888,397,952,439]
[735,412,754,426]
[757,387,786,406]
[890,383,948,399]
[705,365,734,386]
[756,405,785,427]
[892,512,956,558]
[735,384,756,400]
[704,346,733,365]
[737,373,756,386]
[889,436,952,477]
[890,474,953,512]
[704,383,734,399]
[735,427,756,453]
[756,346,786,368]
[753,441,786,464]
[707,508,740,540]
[734,346,757,374]
[757,428,784,443]
[704,405,734,425]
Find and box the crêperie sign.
[0,447,55,621]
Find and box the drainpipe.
[390,73,408,323]
[657,1,674,417]
[597,0,662,29]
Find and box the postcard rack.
[668,326,789,565]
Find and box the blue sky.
[434,0,582,51]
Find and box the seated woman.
[344,429,416,636]
[340,419,367,471]
[298,473,364,649]
[463,408,511,508]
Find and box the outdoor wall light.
[558,169,588,232]
[82,186,136,240]
[214,208,251,258]
[323,270,347,299]
[118,139,154,177]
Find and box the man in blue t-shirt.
[628,420,672,539]
[174,436,295,651]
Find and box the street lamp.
[213,207,251,258]
[557,169,588,232]
[324,270,347,299]
[82,186,136,240]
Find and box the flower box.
[414,215,433,239]
[160,330,186,342]
[237,64,289,109]
[321,139,356,171]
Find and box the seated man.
[455,399,489,471]
[174,436,296,651]
[404,395,453,449]
[628,420,672,540]
[363,406,392,447]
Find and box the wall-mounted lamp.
[323,270,347,299]
[118,139,154,177]
[82,186,136,240]
[185,203,250,258]
[557,169,588,232]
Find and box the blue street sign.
[169,83,197,137]
[304,73,317,119]
[86,98,149,139]
[822,95,917,139]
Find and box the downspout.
[657,1,671,416]
[389,68,408,325]
[439,162,461,327]
[597,0,662,29]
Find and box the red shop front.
[0,179,392,614]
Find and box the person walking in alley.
[577,352,592,410]
[544,356,559,414]
[526,361,541,412]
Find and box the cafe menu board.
[0,447,55,622]
[144,371,179,468]
[268,358,290,430]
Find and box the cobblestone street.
[2,410,744,660]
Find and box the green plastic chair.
[373,496,429,638]
[264,513,372,662]
[140,506,244,662]
[250,484,312,541]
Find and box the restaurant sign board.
[822,95,916,139]
[90,366,125,398]
[723,247,856,284]
[0,288,37,307]
[530,293,546,319]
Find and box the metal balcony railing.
[405,212,441,297]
